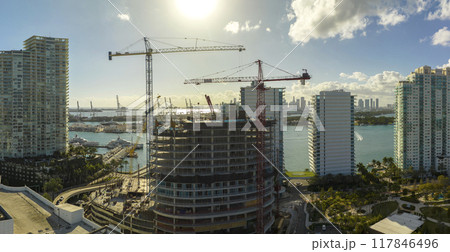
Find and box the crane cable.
[149,37,242,47]
[196,61,255,79]
[262,61,297,77]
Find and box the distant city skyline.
[1,0,450,108]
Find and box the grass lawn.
[371,201,398,218]
[414,220,450,234]
[400,196,420,203]
[285,171,315,178]
[420,207,450,223]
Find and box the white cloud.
[378,10,406,27]
[287,70,405,106]
[266,27,271,32]
[340,72,369,81]
[437,59,450,68]
[287,0,428,43]
[224,20,261,34]
[427,0,450,20]
[242,20,261,32]
[224,21,240,34]
[117,13,130,21]
[419,37,428,43]
[432,26,450,46]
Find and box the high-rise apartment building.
[376,98,379,110]
[0,36,68,159]
[365,99,370,109]
[241,82,285,172]
[394,66,449,172]
[300,97,306,111]
[308,90,355,176]
[358,99,364,109]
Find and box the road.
[54,166,150,205]
[53,180,120,205]
[294,200,308,234]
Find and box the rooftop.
[370,213,424,234]
[0,186,98,234]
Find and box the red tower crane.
[185,60,311,233]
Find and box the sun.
[176,0,218,19]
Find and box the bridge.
[54,166,150,205]
[53,180,120,205]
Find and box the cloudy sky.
[1,0,450,107]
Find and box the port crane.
[77,101,81,121]
[205,95,216,120]
[185,60,311,233]
[90,101,95,118]
[109,38,245,179]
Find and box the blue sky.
[1,0,450,107]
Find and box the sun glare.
[176,0,218,19]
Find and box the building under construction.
[151,117,276,233]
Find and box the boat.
[69,135,99,147]
[127,152,138,158]
[106,136,143,149]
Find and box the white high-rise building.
[308,90,355,176]
[0,36,69,159]
[394,66,450,172]
[241,82,285,171]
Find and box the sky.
[1,0,450,108]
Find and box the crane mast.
[184,60,311,233]
[255,60,266,234]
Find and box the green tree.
[43,178,63,200]
[42,192,52,201]
[392,183,401,193]
[82,194,89,202]
[437,175,449,187]
[403,188,409,196]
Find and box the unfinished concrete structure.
[151,119,276,233]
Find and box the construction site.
[151,118,276,233]
[49,35,310,234]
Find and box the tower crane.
[109,38,245,190]
[184,60,311,233]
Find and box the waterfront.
[70,123,394,173]
[284,125,394,172]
